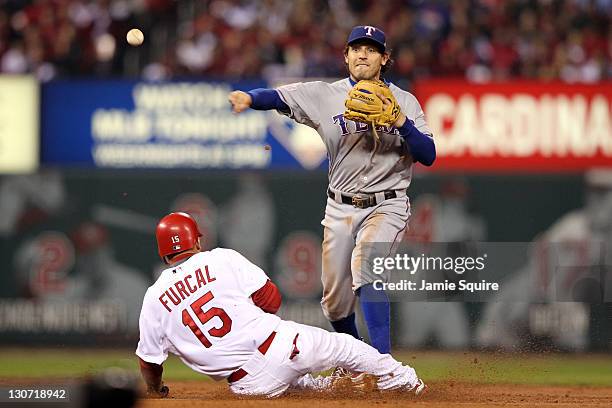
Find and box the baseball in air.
[126,28,144,46]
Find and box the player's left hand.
[146,384,169,398]
[377,93,406,128]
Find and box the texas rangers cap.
[347,25,387,52]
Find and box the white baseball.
[126,28,144,46]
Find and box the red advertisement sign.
[413,80,612,172]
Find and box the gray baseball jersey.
[276,78,431,194]
[275,78,432,321]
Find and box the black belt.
[327,188,397,209]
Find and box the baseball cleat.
[410,378,428,396]
[350,372,378,392]
[330,367,378,392]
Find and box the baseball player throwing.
[228,25,436,353]
[136,212,426,397]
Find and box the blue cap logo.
[347,25,386,52]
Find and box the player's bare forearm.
[138,357,169,398]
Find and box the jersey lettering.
[166,287,181,306]
[333,114,350,135]
[159,265,217,312]
[276,78,428,194]
[334,114,400,137]
[175,281,189,299]
[355,120,369,133]
[204,265,216,283]
[195,267,207,286]
[184,274,197,293]
[138,250,283,376]
[182,291,232,348]
[375,124,391,134]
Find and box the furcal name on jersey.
[158,266,216,312]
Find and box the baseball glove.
[344,79,401,128]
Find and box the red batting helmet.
[156,212,202,261]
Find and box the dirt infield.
[138,381,612,408]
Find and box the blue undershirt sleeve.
[397,119,436,166]
[247,88,290,113]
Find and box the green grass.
[398,351,612,386]
[0,349,611,386]
[0,349,197,381]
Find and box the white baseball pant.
[228,319,419,397]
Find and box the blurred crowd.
[0,0,610,84]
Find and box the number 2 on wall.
[182,291,232,347]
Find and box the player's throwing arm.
[228,91,252,113]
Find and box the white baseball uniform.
[136,248,421,397]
